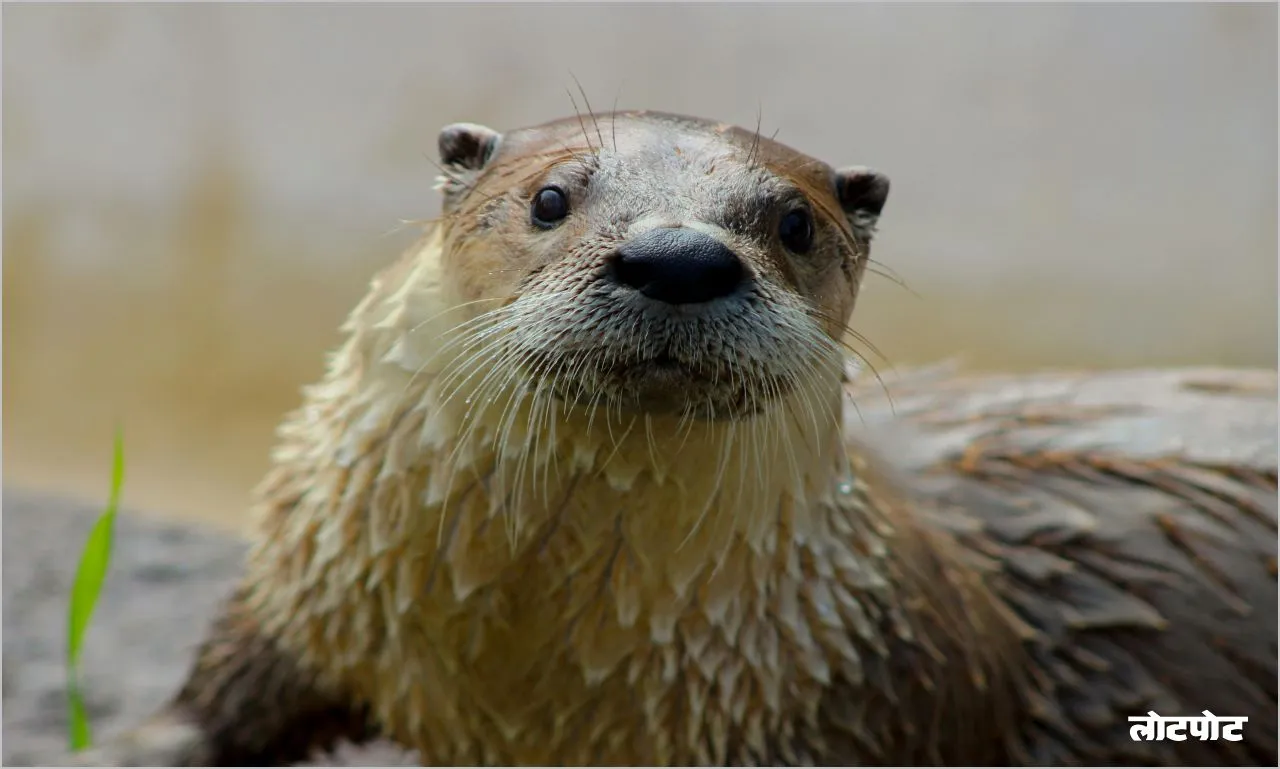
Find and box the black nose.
[612,228,745,305]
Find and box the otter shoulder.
[845,366,1278,765]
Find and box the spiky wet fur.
[229,225,1025,765]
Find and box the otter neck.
[245,229,1025,764]
[248,227,900,632]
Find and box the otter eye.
[531,186,569,229]
[778,208,814,254]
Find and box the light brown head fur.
[431,111,888,420]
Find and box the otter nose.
[613,228,745,305]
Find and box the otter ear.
[437,122,502,208]
[834,166,890,243]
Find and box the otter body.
[74,112,1277,766]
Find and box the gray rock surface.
[1,488,418,766]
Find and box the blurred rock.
[0,488,419,766]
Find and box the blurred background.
[4,3,1276,533]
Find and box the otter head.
[432,112,889,421]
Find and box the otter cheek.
[814,258,858,328]
[831,284,858,332]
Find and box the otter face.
[434,112,889,420]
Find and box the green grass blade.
[65,428,125,751]
[66,679,92,750]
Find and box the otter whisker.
[643,414,661,482]
[609,89,621,153]
[583,387,608,444]
[551,345,612,443]
[814,310,894,369]
[529,377,558,512]
[431,322,522,414]
[415,299,520,368]
[805,309,897,412]
[431,337,528,541]
[673,400,701,456]
[488,345,546,511]
[413,322,512,385]
[430,288,581,410]
[598,392,623,462]
[483,293,589,517]
[520,381,548,531]
[678,415,734,553]
[443,327,531,462]
[569,72,606,152]
[517,379,559,547]
[380,215,448,240]
[564,86,597,155]
[597,412,639,476]
[762,384,786,503]
[727,387,756,518]
[488,400,529,544]
[747,101,764,169]
[407,297,512,340]
[775,381,809,498]
[535,373,566,510]
[835,344,896,416]
[398,300,512,402]
[422,478,481,597]
[787,340,834,452]
[866,261,918,297]
[842,380,872,428]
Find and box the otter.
[67,111,1276,766]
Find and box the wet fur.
[67,113,1276,767]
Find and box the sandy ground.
[0,488,418,766]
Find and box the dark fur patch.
[168,586,378,766]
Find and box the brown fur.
[68,113,1276,767]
